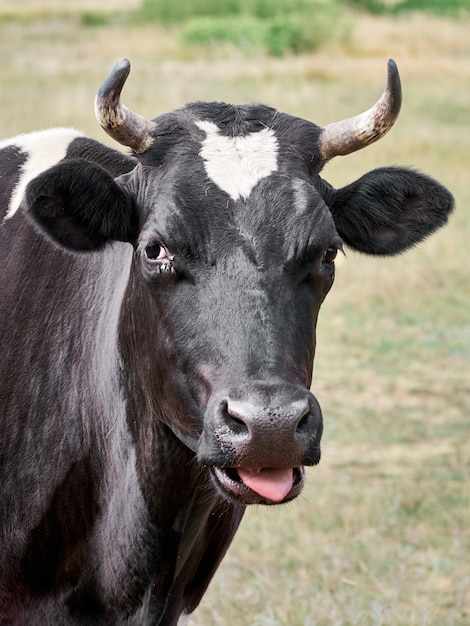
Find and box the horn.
[318,59,402,163]
[95,58,156,154]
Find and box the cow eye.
[144,241,167,261]
[142,241,176,274]
[323,246,338,264]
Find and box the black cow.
[0,59,453,624]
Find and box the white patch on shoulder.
[195,120,278,201]
[177,615,190,626]
[1,127,84,220]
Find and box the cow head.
[25,59,453,506]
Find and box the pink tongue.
[237,467,294,502]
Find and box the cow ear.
[329,167,454,255]
[25,158,138,251]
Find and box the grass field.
[0,3,468,624]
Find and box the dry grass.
[0,4,468,624]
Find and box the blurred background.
[0,1,468,623]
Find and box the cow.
[0,58,453,624]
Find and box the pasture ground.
[0,3,468,624]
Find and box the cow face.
[128,109,343,504]
[25,60,454,506]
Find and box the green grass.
[138,0,348,57]
[342,0,470,15]
[0,5,469,625]
[392,0,470,15]
[180,9,348,57]
[137,0,470,21]
[134,0,469,55]
[138,0,334,22]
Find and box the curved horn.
[318,59,402,163]
[95,58,156,154]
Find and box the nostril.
[231,415,246,428]
[223,400,249,434]
[297,412,311,433]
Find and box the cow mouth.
[210,466,305,505]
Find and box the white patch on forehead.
[195,120,278,201]
[1,127,84,220]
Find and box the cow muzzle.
[198,382,322,505]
